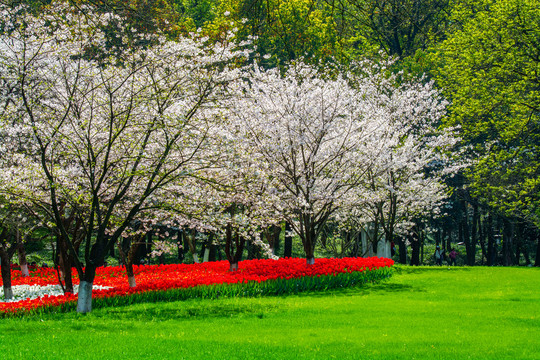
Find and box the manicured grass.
[1,266,538,359]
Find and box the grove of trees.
[1,0,539,312]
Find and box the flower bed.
[0,257,393,316]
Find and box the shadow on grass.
[392,265,473,275]
[293,281,416,299]
[92,301,279,322]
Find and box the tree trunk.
[177,230,184,261]
[351,232,360,257]
[446,227,452,254]
[184,230,198,263]
[117,239,139,288]
[535,230,540,267]
[306,257,315,265]
[300,215,318,265]
[397,236,407,264]
[503,218,515,266]
[0,246,13,300]
[470,203,479,265]
[263,227,274,256]
[206,233,217,262]
[462,201,474,266]
[61,256,73,294]
[487,214,496,266]
[273,224,281,255]
[515,236,522,266]
[77,265,96,314]
[410,232,420,266]
[479,214,487,265]
[77,280,94,313]
[284,222,293,257]
[224,224,245,271]
[16,230,29,277]
[420,229,424,265]
[57,234,74,294]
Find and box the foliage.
[433,0,540,227]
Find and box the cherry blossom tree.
[0,2,249,312]
[226,63,379,264]
[227,61,459,264]
[160,144,280,271]
[336,71,462,261]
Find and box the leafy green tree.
[205,0,344,68]
[433,0,540,225]
[324,0,451,60]
[433,0,540,264]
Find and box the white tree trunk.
[377,239,391,258]
[77,281,93,313]
[128,275,136,288]
[2,285,13,300]
[203,248,210,263]
[229,262,238,272]
[20,263,29,277]
[306,257,315,265]
[192,253,199,263]
[361,230,373,257]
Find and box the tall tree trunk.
[224,225,246,271]
[177,230,184,261]
[479,213,488,265]
[409,228,420,266]
[0,244,13,300]
[273,224,281,255]
[487,214,496,266]
[77,264,97,314]
[351,232,360,257]
[503,218,515,266]
[207,233,217,262]
[284,222,292,258]
[470,203,479,265]
[462,201,474,265]
[446,227,452,254]
[515,222,523,266]
[184,230,199,263]
[535,229,540,267]
[16,229,29,277]
[300,214,317,265]
[57,233,74,294]
[420,227,425,265]
[397,236,407,264]
[117,237,141,288]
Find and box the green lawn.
[1,266,539,359]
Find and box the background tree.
[433,0,540,265]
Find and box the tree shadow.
[294,282,416,299]
[94,301,278,322]
[393,266,473,275]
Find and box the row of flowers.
[1,257,394,316]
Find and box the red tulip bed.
[1,257,394,316]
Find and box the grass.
[0,266,539,359]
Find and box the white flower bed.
[0,284,111,303]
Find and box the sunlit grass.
[0,266,538,359]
